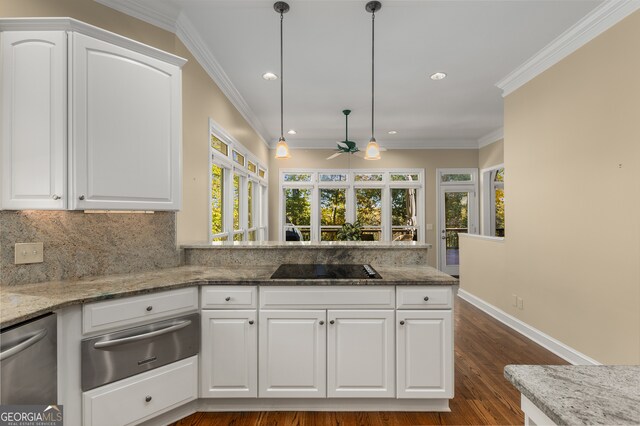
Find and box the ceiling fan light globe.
[364,139,381,160]
[275,138,291,159]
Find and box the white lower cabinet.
[200,310,257,398]
[259,310,327,398]
[327,310,395,398]
[82,356,197,426]
[396,310,453,399]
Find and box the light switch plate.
[14,242,44,265]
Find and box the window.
[480,165,505,237]
[441,173,473,183]
[279,169,424,242]
[209,118,268,242]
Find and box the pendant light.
[365,1,382,160]
[274,1,291,159]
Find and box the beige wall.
[268,148,479,267]
[479,139,504,170]
[461,12,640,364]
[0,0,269,244]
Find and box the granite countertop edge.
[1,265,457,329]
[504,365,568,425]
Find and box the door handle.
[0,329,48,361]
[441,236,446,240]
[93,320,191,349]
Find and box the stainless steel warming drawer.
[81,313,199,391]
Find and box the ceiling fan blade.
[326,152,342,160]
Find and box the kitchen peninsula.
[1,242,457,425]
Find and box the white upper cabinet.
[0,19,185,211]
[70,33,181,210]
[1,31,67,209]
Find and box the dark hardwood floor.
[172,297,567,426]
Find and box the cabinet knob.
[145,396,152,402]
[424,296,430,301]
[400,321,405,325]
[225,297,231,301]
[249,320,254,325]
[52,194,61,200]
[79,195,85,200]
[146,306,153,312]
[319,321,325,325]
[329,320,335,325]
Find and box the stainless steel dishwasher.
[0,313,57,404]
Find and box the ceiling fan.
[326,110,386,160]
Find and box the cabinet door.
[1,31,66,209]
[70,33,181,210]
[259,310,326,398]
[397,310,453,399]
[327,310,395,398]
[201,310,257,398]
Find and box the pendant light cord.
[371,10,375,140]
[280,11,284,140]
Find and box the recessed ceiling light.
[287,129,297,135]
[388,130,398,135]
[262,72,278,80]
[430,72,447,81]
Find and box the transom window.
[279,169,424,242]
[209,118,268,242]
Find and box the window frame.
[209,118,268,242]
[279,168,424,243]
[479,164,505,238]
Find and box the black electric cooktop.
[270,264,382,279]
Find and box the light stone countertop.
[0,264,456,329]
[505,365,640,425]
[181,241,433,249]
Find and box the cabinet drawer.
[260,286,395,309]
[396,286,453,309]
[83,356,197,426]
[83,288,198,334]
[201,286,257,309]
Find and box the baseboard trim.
[457,289,600,366]
[196,398,450,412]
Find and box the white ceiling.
[115,0,602,148]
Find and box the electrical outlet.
[517,297,524,310]
[14,243,44,265]
[512,294,518,307]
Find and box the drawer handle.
[319,321,325,325]
[146,306,153,312]
[424,296,430,301]
[400,321,405,325]
[79,195,85,200]
[52,194,61,200]
[249,320,254,325]
[225,297,231,302]
[145,396,152,403]
[329,320,335,325]
[94,320,191,349]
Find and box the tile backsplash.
[0,211,180,286]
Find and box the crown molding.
[269,139,480,150]
[496,0,640,97]
[93,0,271,147]
[93,0,178,33]
[477,128,504,148]
[0,17,186,67]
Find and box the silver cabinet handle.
[52,194,61,200]
[0,329,47,361]
[94,320,191,349]
[145,396,152,402]
[79,195,85,200]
